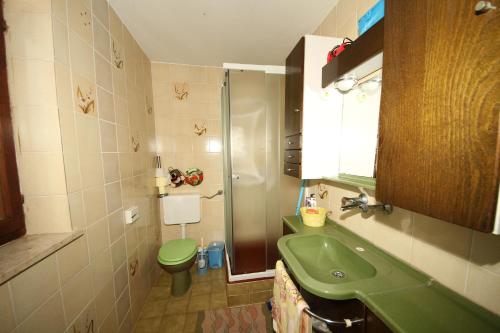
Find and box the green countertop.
[280,216,500,333]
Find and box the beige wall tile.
[465,264,500,315]
[115,97,129,126]
[93,18,111,61]
[24,195,72,233]
[114,262,128,298]
[108,208,125,243]
[105,181,123,213]
[16,107,62,152]
[320,6,337,37]
[52,18,69,65]
[67,301,96,333]
[99,306,119,333]
[76,113,101,152]
[51,0,66,21]
[6,3,159,332]
[10,59,57,108]
[111,236,127,271]
[68,191,86,230]
[91,248,114,293]
[61,266,93,323]
[371,208,413,262]
[116,286,131,324]
[72,72,96,115]
[5,11,54,61]
[0,283,16,333]
[59,111,78,153]
[94,278,115,327]
[79,152,104,188]
[95,52,113,91]
[67,0,92,45]
[54,62,74,109]
[125,227,139,254]
[57,235,90,285]
[10,255,59,323]
[87,217,110,258]
[336,0,357,27]
[4,0,51,13]
[69,31,94,81]
[97,86,115,122]
[100,120,118,152]
[92,0,109,28]
[108,8,123,42]
[337,14,358,39]
[411,214,472,293]
[20,152,66,195]
[470,231,500,275]
[17,292,66,333]
[112,65,126,97]
[116,125,131,152]
[63,152,82,193]
[103,152,121,183]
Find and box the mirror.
[338,68,382,179]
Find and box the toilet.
[157,193,200,296]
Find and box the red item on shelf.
[327,37,354,63]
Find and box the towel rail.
[201,190,223,200]
[304,307,364,329]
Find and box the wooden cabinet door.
[377,0,500,232]
[284,37,304,137]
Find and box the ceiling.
[109,0,339,67]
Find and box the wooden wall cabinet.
[284,35,343,179]
[377,0,500,232]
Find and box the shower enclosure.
[222,65,299,277]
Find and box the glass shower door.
[229,70,268,274]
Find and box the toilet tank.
[160,193,200,225]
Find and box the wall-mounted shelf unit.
[322,19,384,88]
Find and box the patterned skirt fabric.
[195,303,273,333]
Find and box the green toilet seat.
[158,238,197,265]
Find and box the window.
[0,2,26,245]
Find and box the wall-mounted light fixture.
[334,74,358,93]
[359,75,382,93]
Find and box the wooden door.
[377,0,500,232]
[284,37,304,137]
[0,3,26,244]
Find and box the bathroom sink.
[282,234,376,285]
[284,234,376,284]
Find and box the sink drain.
[331,270,346,279]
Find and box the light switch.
[124,206,139,224]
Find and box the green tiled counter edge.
[280,216,500,333]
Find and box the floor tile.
[211,279,226,293]
[227,282,250,296]
[165,298,189,315]
[250,290,272,304]
[188,294,210,312]
[227,294,250,307]
[210,292,228,309]
[159,314,186,333]
[147,286,171,302]
[133,316,162,333]
[191,282,212,296]
[183,312,198,333]
[139,300,168,319]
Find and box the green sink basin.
[285,234,376,284]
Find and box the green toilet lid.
[158,238,197,265]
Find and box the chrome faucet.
[341,193,393,214]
